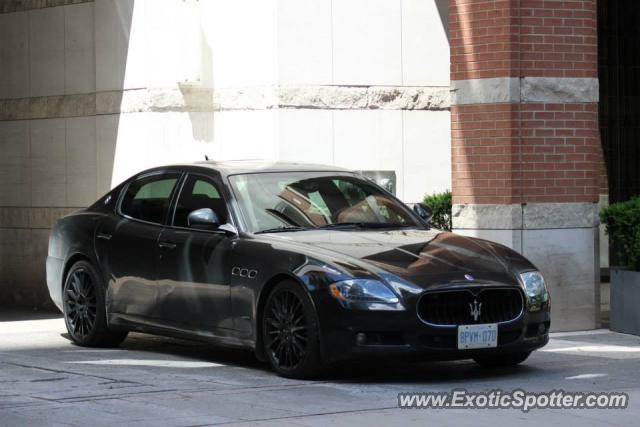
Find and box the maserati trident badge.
[469,299,482,322]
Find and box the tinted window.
[229,172,419,233]
[173,175,228,228]
[120,173,180,224]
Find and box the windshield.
[228,172,422,233]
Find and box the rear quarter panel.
[46,211,105,310]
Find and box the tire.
[261,280,324,379]
[473,351,531,368]
[62,260,128,347]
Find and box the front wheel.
[262,281,324,378]
[473,351,531,367]
[63,260,128,347]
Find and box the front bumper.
[317,301,550,363]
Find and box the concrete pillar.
[449,0,601,331]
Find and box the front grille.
[417,288,523,326]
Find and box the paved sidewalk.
[1,316,639,426]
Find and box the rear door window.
[120,173,181,224]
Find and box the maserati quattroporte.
[47,161,550,378]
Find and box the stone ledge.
[451,78,520,105]
[0,207,79,229]
[453,203,599,230]
[524,203,599,229]
[521,77,599,104]
[451,77,599,105]
[0,0,92,14]
[452,204,523,230]
[274,85,450,111]
[213,85,451,111]
[0,94,95,120]
[97,87,216,115]
[1,85,451,121]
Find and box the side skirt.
[108,313,256,351]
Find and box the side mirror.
[413,203,433,222]
[187,208,220,229]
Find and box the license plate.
[457,324,498,349]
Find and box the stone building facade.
[0,0,611,333]
[0,0,452,308]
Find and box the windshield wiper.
[255,226,309,234]
[318,222,413,230]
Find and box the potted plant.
[600,196,640,335]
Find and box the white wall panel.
[214,110,278,160]
[64,3,95,94]
[402,110,451,203]
[333,110,404,198]
[96,0,146,91]
[66,117,97,206]
[278,109,333,164]
[29,7,65,97]
[277,0,332,85]
[96,114,119,194]
[332,0,402,85]
[0,12,29,99]
[0,121,30,206]
[402,0,450,86]
[201,0,277,88]
[30,119,66,206]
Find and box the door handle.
[97,232,112,240]
[158,241,176,250]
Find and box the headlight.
[520,271,549,310]
[329,279,399,304]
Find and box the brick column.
[450,0,601,330]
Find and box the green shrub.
[423,190,452,231]
[600,196,640,271]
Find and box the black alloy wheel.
[262,281,323,378]
[64,268,97,339]
[63,260,128,347]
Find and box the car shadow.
[0,307,62,322]
[60,331,539,382]
[61,331,269,372]
[327,359,540,384]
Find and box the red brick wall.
[450,0,598,80]
[450,0,602,205]
[452,103,520,204]
[520,0,598,78]
[450,0,520,80]
[452,102,600,205]
[519,103,600,203]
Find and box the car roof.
[175,160,353,176]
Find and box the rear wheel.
[473,351,531,367]
[262,281,323,378]
[63,260,128,347]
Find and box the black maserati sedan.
[47,161,550,378]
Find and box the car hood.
[262,228,534,288]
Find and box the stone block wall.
[0,0,453,308]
